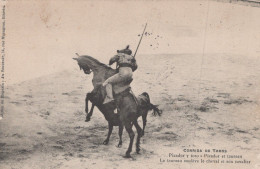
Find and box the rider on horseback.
[102,45,137,104]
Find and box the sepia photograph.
[0,0,260,168]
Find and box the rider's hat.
[117,45,132,55]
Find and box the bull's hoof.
[103,140,109,145]
[85,117,91,122]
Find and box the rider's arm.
[131,58,138,72]
[109,55,119,65]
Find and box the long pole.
[133,23,147,58]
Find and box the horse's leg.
[85,93,90,113]
[124,122,135,158]
[133,120,142,154]
[117,124,123,148]
[141,111,148,136]
[103,122,113,145]
[85,93,91,121]
[86,103,95,122]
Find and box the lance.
[133,23,147,58]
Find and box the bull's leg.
[124,122,135,158]
[103,122,113,145]
[141,111,148,136]
[117,124,123,148]
[133,120,142,154]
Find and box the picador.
[102,45,137,104]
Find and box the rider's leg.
[103,83,114,104]
[103,67,133,86]
[103,67,133,104]
[103,73,123,86]
[103,73,121,104]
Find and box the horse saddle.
[114,88,148,109]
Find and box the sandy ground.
[0,53,260,169]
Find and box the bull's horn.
[73,58,78,60]
[75,53,80,57]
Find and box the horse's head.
[73,56,92,74]
[80,64,92,74]
[73,54,116,89]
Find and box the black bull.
[73,55,162,158]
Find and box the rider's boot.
[103,83,114,104]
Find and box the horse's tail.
[138,92,162,116]
[148,103,162,116]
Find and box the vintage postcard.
[0,0,259,168]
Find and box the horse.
[73,54,162,157]
[85,87,161,147]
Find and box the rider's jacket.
[109,53,137,71]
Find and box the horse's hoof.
[85,117,91,122]
[136,147,141,154]
[141,131,145,137]
[123,154,131,158]
[103,140,109,145]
